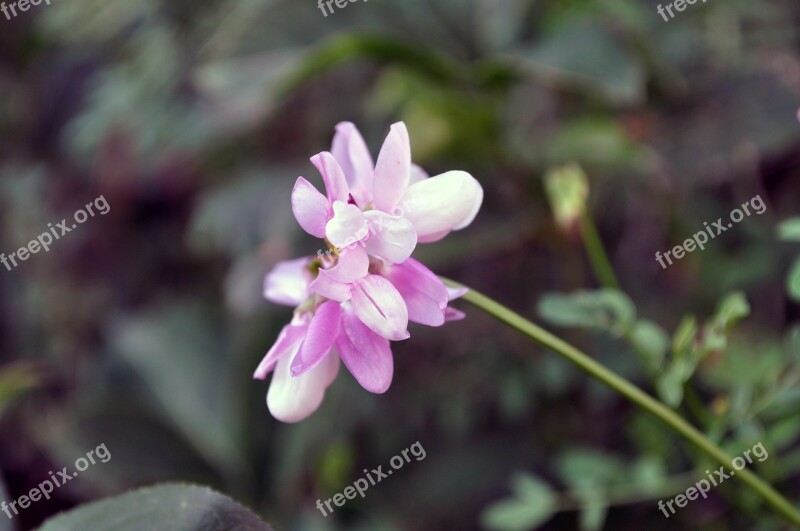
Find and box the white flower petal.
[351,275,410,341]
[264,257,312,306]
[363,211,418,263]
[325,201,369,248]
[267,347,340,423]
[398,170,483,239]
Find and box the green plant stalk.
[578,210,620,290]
[443,278,800,526]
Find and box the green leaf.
[787,259,800,302]
[711,292,750,329]
[508,18,644,104]
[656,365,685,407]
[671,316,698,358]
[537,289,636,335]
[777,218,800,242]
[556,450,623,489]
[481,474,556,531]
[629,320,669,372]
[108,303,242,475]
[38,483,272,531]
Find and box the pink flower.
[254,121,482,423]
[291,122,484,262]
[254,257,396,422]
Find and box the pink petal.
[325,201,369,248]
[326,244,369,283]
[337,304,394,393]
[253,321,308,379]
[264,257,312,306]
[383,258,448,308]
[373,122,411,212]
[351,275,410,340]
[417,229,452,244]
[311,151,350,204]
[381,258,448,327]
[331,122,374,206]
[267,347,340,423]
[363,211,418,263]
[444,307,466,321]
[309,273,351,302]
[291,177,330,239]
[397,170,483,239]
[291,301,342,376]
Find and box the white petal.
[363,211,418,263]
[397,170,483,239]
[267,348,340,423]
[351,275,410,341]
[264,257,311,306]
[325,201,369,249]
[326,244,369,283]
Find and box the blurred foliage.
[0,0,798,529]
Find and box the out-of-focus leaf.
[481,473,556,531]
[656,364,686,407]
[0,363,40,419]
[194,50,305,133]
[629,320,669,372]
[187,171,295,258]
[537,289,636,335]
[778,218,800,242]
[475,0,528,51]
[504,18,645,104]
[283,33,467,94]
[108,303,242,476]
[787,259,800,302]
[767,416,800,453]
[671,316,698,358]
[37,483,272,531]
[543,118,650,170]
[711,292,751,328]
[556,450,623,489]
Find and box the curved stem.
[443,278,800,526]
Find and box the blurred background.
[1,0,800,529]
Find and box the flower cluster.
[254,122,483,422]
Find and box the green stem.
[578,210,620,290]
[443,278,800,526]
